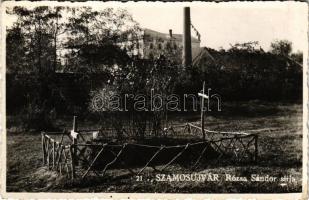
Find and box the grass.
[6,101,303,193]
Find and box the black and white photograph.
[1,1,308,197]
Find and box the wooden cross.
[70,116,78,138]
[198,82,208,140]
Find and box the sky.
[124,2,307,52]
[3,1,307,52]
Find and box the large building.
[121,28,201,63]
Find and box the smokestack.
[169,29,173,38]
[183,7,192,68]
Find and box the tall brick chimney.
[183,7,192,68]
[169,29,173,38]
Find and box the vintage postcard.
[0,1,308,199]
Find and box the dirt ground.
[6,102,303,193]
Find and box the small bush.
[21,101,57,131]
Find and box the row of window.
[149,42,179,50]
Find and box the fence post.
[254,135,258,162]
[70,145,76,181]
[41,132,45,165]
[52,141,55,168]
[72,116,78,166]
[46,138,50,169]
[201,82,206,140]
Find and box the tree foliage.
[270,39,292,56]
[6,6,142,130]
[64,7,141,73]
[291,51,303,64]
[192,47,302,101]
[6,6,66,73]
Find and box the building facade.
[121,28,201,64]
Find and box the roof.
[192,47,216,66]
[192,47,303,73]
[143,28,200,43]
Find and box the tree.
[291,51,303,64]
[228,41,260,53]
[64,7,141,74]
[270,39,292,56]
[6,6,144,130]
[6,6,69,130]
[6,26,27,73]
[7,6,67,73]
[7,6,141,74]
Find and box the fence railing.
[41,131,73,178]
[41,118,258,181]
